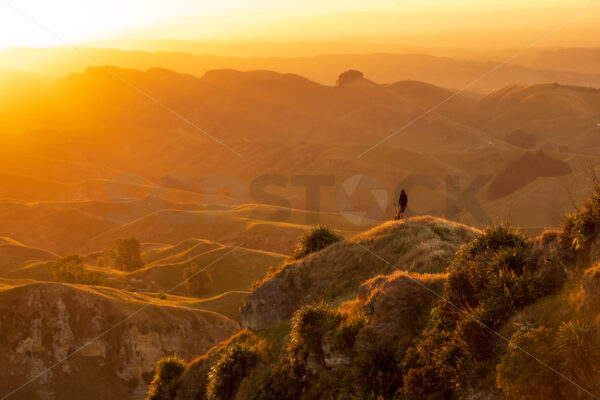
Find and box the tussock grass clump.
[401,223,566,398]
[556,320,600,384]
[351,329,405,399]
[292,225,341,259]
[560,172,600,255]
[289,304,341,354]
[145,355,186,400]
[253,304,372,400]
[497,321,600,399]
[207,343,259,400]
[173,330,264,400]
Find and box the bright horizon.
[0,0,599,49]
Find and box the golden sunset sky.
[0,0,598,49]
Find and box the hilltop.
[148,180,600,399]
[241,216,478,330]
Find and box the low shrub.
[560,172,600,253]
[292,225,342,259]
[145,355,186,400]
[206,343,259,400]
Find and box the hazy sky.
[0,0,598,48]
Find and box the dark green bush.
[207,343,258,400]
[145,355,186,400]
[52,254,103,285]
[292,225,341,259]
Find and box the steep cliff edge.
[0,281,238,400]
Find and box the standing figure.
[395,190,408,220]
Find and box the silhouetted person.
[395,190,408,220]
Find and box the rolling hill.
[153,187,600,399]
[2,66,600,237]
[3,47,600,91]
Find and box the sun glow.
[0,0,598,48]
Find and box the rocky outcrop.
[353,271,446,341]
[0,282,238,400]
[241,217,477,330]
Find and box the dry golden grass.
[242,216,478,330]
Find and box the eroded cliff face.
[0,282,238,400]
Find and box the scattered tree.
[52,254,103,285]
[106,237,144,271]
[183,264,213,295]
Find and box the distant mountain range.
[3,47,600,91]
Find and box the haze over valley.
[2,1,600,399]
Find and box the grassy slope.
[165,206,600,400]
[2,236,285,320]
